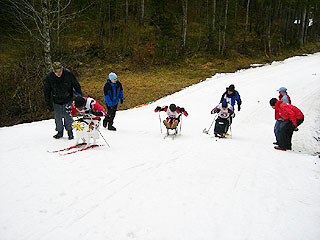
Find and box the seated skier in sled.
[211,100,235,138]
[154,104,188,130]
[67,96,106,145]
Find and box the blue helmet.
[222,100,228,108]
[109,72,117,80]
[277,87,287,92]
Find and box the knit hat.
[277,87,287,92]
[222,100,228,108]
[169,104,177,112]
[228,84,235,92]
[52,62,63,72]
[109,72,117,80]
[269,98,277,106]
[75,96,86,108]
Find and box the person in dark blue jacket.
[220,84,242,111]
[102,72,124,131]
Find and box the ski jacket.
[211,103,235,119]
[71,97,106,120]
[220,90,241,107]
[279,93,291,104]
[44,68,82,107]
[155,106,189,118]
[103,79,124,107]
[274,101,304,127]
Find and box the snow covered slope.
[1,53,320,240]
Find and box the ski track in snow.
[0,53,320,240]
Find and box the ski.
[163,129,178,140]
[47,143,87,153]
[59,144,104,156]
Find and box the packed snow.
[1,53,320,240]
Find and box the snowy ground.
[1,53,320,240]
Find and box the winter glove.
[180,107,185,112]
[84,109,92,114]
[120,99,124,104]
[65,105,72,114]
[92,111,103,116]
[238,105,241,111]
[47,105,53,112]
[78,118,86,123]
[294,127,299,131]
[290,121,297,129]
[213,108,220,114]
[155,106,161,112]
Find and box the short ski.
[47,143,86,153]
[59,144,104,156]
[164,128,178,140]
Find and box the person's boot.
[68,130,74,140]
[108,125,116,131]
[53,131,63,139]
[274,146,288,151]
[103,118,108,128]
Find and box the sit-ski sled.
[164,127,179,140]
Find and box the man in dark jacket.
[102,72,124,131]
[44,62,82,139]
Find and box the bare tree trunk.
[212,0,216,34]
[267,9,272,56]
[206,0,209,26]
[218,27,221,52]
[42,0,52,73]
[299,5,307,45]
[140,0,144,25]
[108,0,112,42]
[208,0,216,52]
[234,0,238,24]
[244,0,250,43]
[125,0,129,24]
[181,0,188,53]
[221,0,229,55]
[57,0,60,48]
[304,5,309,44]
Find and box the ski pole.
[179,114,182,135]
[203,114,217,134]
[89,115,111,148]
[97,128,111,148]
[158,112,163,134]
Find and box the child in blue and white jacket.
[102,72,124,131]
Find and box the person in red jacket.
[269,98,304,151]
[70,96,106,120]
[66,96,106,145]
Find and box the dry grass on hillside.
[78,58,257,110]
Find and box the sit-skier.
[211,100,235,138]
[154,104,188,134]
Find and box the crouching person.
[211,100,235,138]
[67,96,106,146]
[269,98,304,151]
[155,104,188,130]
